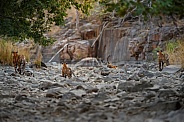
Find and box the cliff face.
[40,16,184,63]
[96,20,184,63]
[97,28,131,62]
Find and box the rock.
[127,73,140,81]
[137,68,155,78]
[0,61,184,122]
[45,87,69,98]
[162,65,182,74]
[166,109,184,122]
[131,80,153,92]
[147,101,182,111]
[101,69,110,76]
[74,57,100,67]
[61,92,81,101]
[92,92,109,102]
[117,81,135,92]
[70,89,86,97]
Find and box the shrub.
[0,38,30,65]
[165,39,184,67]
[0,39,13,65]
[34,53,42,68]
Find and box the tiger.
[157,50,169,71]
[62,63,74,78]
[12,51,26,74]
[107,55,117,69]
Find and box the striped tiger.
[12,51,26,74]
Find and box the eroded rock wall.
[97,20,184,63]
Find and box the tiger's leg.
[161,61,164,71]
[62,70,67,78]
[14,63,18,73]
[22,63,26,74]
[135,53,139,61]
[18,63,21,74]
[62,71,65,77]
[67,68,72,78]
[20,59,26,75]
[158,60,162,71]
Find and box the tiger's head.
[62,62,68,68]
[12,51,18,57]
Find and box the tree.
[99,0,184,20]
[0,0,94,45]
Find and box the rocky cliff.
[97,19,184,63]
[40,16,184,64]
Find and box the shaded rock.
[76,102,93,113]
[92,92,109,102]
[127,73,140,81]
[117,81,135,92]
[15,94,29,102]
[157,89,179,99]
[23,70,34,77]
[70,89,86,97]
[132,80,154,92]
[61,92,81,101]
[147,101,182,111]
[145,85,160,92]
[166,109,184,122]
[53,106,69,116]
[137,68,155,78]
[101,69,110,76]
[86,87,99,93]
[162,65,182,74]
[45,87,69,98]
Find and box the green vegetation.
[165,40,184,67]
[99,0,184,19]
[0,0,95,45]
[166,41,179,53]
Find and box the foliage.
[99,0,184,19]
[0,0,95,46]
[165,39,184,67]
[166,41,178,53]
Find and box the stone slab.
[162,65,182,74]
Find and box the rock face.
[97,21,184,62]
[97,28,131,62]
[41,22,100,63]
[41,17,184,63]
[0,61,184,122]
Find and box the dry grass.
[0,39,13,65]
[33,52,42,68]
[18,48,30,62]
[166,40,184,67]
[0,39,30,65]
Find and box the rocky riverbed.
[0,60,184,122]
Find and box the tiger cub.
[62,63,73,78]
[157,50,169,71]
[107,55,117,69]
[12,51,26,74]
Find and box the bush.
[0,39,13,65]
[165,39,184,67]
[0,38,30,65]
